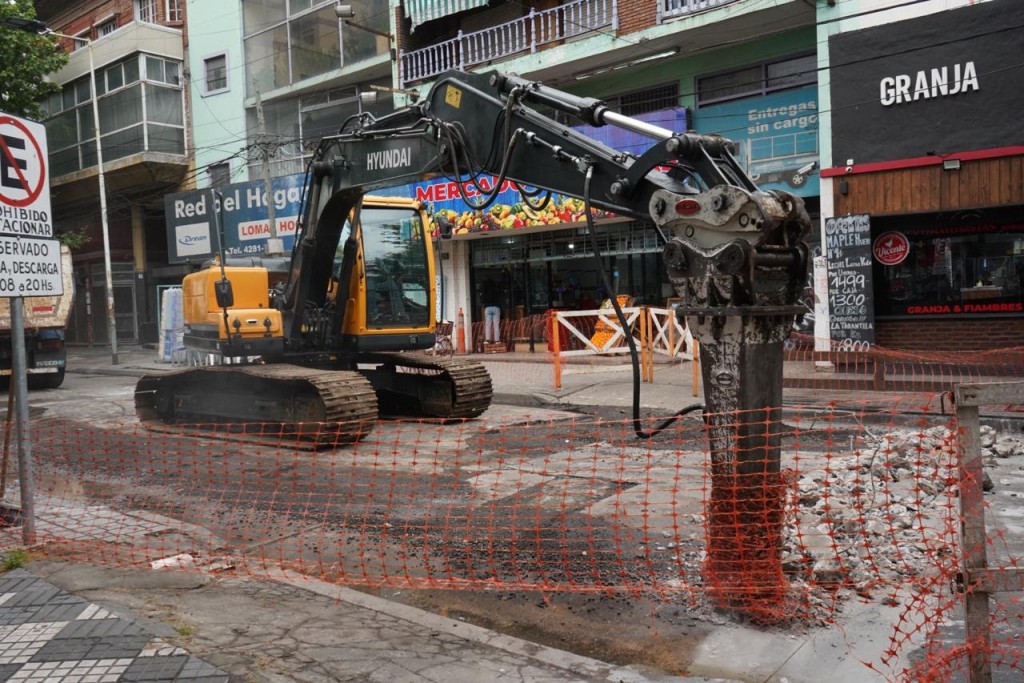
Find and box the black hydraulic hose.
[581,168,704,438]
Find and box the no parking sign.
[0,113,52,238]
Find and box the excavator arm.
[283,69,812,471]
[284,70,808,338]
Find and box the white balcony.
[400,0,615,87]
[660,0,743,22]
[53,21,184,84]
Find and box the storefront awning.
[404,0,489,32]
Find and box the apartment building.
[183,0,817,333]
[32,0,189,345]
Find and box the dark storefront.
[825,0,1024,351]
[871,213,1024,320]
[468,220,670,320]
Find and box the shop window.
[873,225,1024,317]
[697,53,816,107]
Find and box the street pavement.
[0,345,1018,682]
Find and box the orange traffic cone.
[456,307,466,354]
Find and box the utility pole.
[254,85,283,256]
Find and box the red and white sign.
[873,231,909,265]
[0,113,51,238]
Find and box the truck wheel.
[43,369,65,389]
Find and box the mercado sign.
[374,107,689,237]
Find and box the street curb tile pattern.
[0,570,227,682]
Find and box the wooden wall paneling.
[940,167,954,209]
[968,163,981,207]
[886,171,898,213]
[925,169,936,212]
[987,160,1000,205]
[896,169,908,212]
[1007,157,1020,205]
[919,167,934,212]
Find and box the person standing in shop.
[482,277,502,344]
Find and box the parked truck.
[0,244,74,389]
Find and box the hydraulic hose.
[581,167,703,438]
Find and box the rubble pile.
[781,424,1024,602]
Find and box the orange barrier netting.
[1,343,1023,681]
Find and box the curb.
[264,568,737,683]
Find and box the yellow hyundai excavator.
[135,195,491,448]
[135,69,811,452]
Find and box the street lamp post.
[2,17,119,364]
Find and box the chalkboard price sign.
[824,214,875,350]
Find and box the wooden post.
[692,339,700,398]
[644,309,654,383]
[552,311,562,390]
[639,308,649,383]
[668,309,676,357]
[957,384,993,683]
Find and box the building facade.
[172,0,1018,353]
[818,0,1024,352]
[33,0,189,345]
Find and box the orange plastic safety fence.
[1,341,1023,681]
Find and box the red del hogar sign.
[0,113,52,238]
[873,231,909,265]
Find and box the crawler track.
[362,352,493,420]
[135,364,378,450]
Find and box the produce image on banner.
[373,108,689,237]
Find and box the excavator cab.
[136,194,491,449]
[334,197,436,352]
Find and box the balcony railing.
[400,0,615,87]
[660,0,742,22]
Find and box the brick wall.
[618,0,656,34]
[38,0,185,48]
[876,318,1024,352]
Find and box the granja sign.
[829,1,1021,166]
[880,62,979,106]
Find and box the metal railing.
[400,0,615,86]
[660,0,742,22]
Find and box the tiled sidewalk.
[0,570,226,682]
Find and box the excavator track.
[135,364,378,450]
[360,352,493,420]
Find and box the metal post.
[956,386,992,683]
[254,87,282,255]
[693,313,792,617]
[10,298,35,545]
[86,39,118,364]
